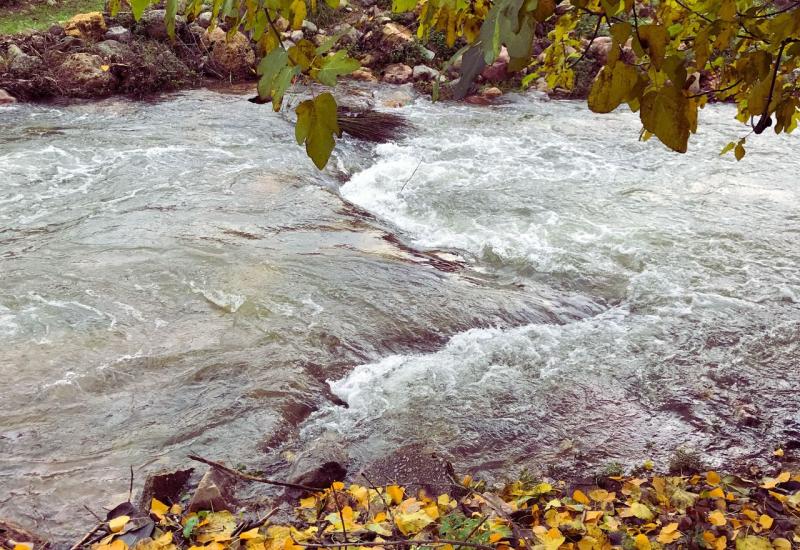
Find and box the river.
[1,86,799,542]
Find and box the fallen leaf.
[758,514,773,529]
[572,490,590,505]
[708,510,726,527]
[774,448,784,457]
[633,533,651,550]
[735,535,773,549]
[656,522,681,544]
[150,498,169,518]
[706,471,721,485]
[386,485,404,505]
[109,515,130,533]
[761,472,790,489]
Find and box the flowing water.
[1,86,799,542]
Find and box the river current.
[1,86,799,541]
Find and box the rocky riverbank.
[0,0,619,106]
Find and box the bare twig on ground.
[187,454,323,492]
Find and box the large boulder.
[188,468,237,512]
[57,53,117,97]
[64,12,107,41]
[7,45,43,77]
[381,22,412,48]
[137,9,186,41]
[0,89,17,105]
[203,27,255,79]
[94,39,133,61]
[383,63,412,85]
[588,36,612,65]
[480,59,508,82]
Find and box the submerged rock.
[57,53,117,97]
[64,12,107,41]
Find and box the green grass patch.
[0,0,104,35]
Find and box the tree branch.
[187,455,323,492]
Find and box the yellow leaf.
[761,472,790,489]
[708,510,726,527]
[386,485,404,505]
[706,471,721,485]
[773,538,792,550]
[640,85,690,153]
[633,533,651,550]
[588,62,639,114]
[462,475,473,486]
[758,514,773,529]
[299,496,317,508]
[394,510,435,535]
[623,502,653,521]
[774,448,785,457]
[489,533,503,543]
[13,544,34,550]
[535,527,565,550]
[169,504,182,515]
[240,528,262,540]
[572,490,590,505]
[707,487,725,499]
[656,522,681,544]
[348,485,369,509]
[150,498,169,518]
[109,515,130,533]
[100,64,110,72]
[290,0,306,29]
[736,535,773,550]
[584,510,604,522]
[332,481,345,491]
[637,24,667,69]
[195,511,237,543]
[588,489,610,502]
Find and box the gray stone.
[8,45,43,77]
[138,9,186,40]
[56,35,84,51]
[104,25,132,43]
[188,468,237,512]
[49,24,65,36]
[58,53,117,97]
[196,11,213,28]
[94,39,133,61]
[419,46,435,61]
[289,29,304,42]
[0,89,17,105]
[301,19,317,33]
[412,64,439,81]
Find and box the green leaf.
[289,39,317,70]
[316,50,359,86]
[392,0,416,13]
[295,92,340,169]
[314,26,350,55]
[271,65,299,111]
[257,48,289,100]
[638,24,668,70]
[130,0,150,20]
[165,0,178,39]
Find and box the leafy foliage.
[80,466,800,550]
[119,0,800,166]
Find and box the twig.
[360,472,400,537]
[568,15,603,68]
[297,540,497,550]
[187,454,323,492]
[754,40,787,134]
[399,160,422,193]
[128,465,134,502]
[330,488,350,543]
[264,9,288,52]
[83,505,104,523]
[68,523,104,550]
[232,507,279,537]
[458,515,489,550]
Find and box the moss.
[0,0,105,35]
[669,448,705,474]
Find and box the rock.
[138,468,194,510]
[290,29,304,42]
[286,439,348,500]
[358,53,376,67]
[196,11,213,28]
[381,89,413,107]
[138,9,186,41]
[687,71,702,96]
[188,468,237,513]
[480,59,508,82]
[8,45,43,77]
[49,24,65,37]
[497,45,510,64]
[412,64,438,81]
[333,23,360,45]
[301,20,317,33]
[94,39,133,61]
[55,35,84,51]
[350,68,378,82]
[381,22,412,47]
[105,25,132,43]
[383,63,412,85]
[419,46,435,61]
[588,36,612,65]
[204,27,255,79]
[480,86,503,99]
[465,94,492,105]
[0,89,17,105]
[274,16,290,32]
[64,12,107,41]
[359,444,466,499]
[58,53,117,97]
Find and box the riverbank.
[3,448,799,549]
[0,0,620,105]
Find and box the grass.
[0,0,104,35]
